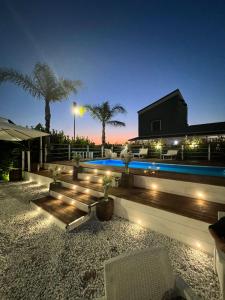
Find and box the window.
[151,120,161,132]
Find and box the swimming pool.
[84,159,225,178]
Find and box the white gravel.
[0,181,221,300]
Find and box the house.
[129,89,225,143]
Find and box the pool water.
[84,159,225,178]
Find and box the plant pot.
[119,172,134,188]
[96,197,114,221]
[73,166,83,180]
[49,181,62,190]
[9,168,22,182]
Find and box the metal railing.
[45,143,225,162]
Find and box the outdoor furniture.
[214,211,225,300]
[105,149,117,159]
[72,151,93,159]
[120,145,129,158]
[133,148,148,158]
[162,149,178,160]
[97,247,199,300]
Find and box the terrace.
[1,129,225,299]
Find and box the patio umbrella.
[0,117,49,141]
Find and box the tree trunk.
[45,99,51,133]
[102,122,106,145]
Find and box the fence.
[45,143,225,162]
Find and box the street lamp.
[72,102,79,140]
[72,102,86,140]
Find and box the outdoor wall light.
[137,219,142,225]
[151,184,157,190]
[196,242,201,248]
[196,191,204,199]
[174,140,179,146]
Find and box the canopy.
[0,117,49,141]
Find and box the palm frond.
[0,67,40,97]
[111,104,127,116]
[107,120,126,127]
[85,104,103,121]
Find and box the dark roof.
[129,122,225,141]
[188,122,225,134]
[138,89,185,114]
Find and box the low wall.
[134,175,225,204]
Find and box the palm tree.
[0,63,81,132]
[85,101,126,145]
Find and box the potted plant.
[72,153,83,180]
[96,175,114,221]
[120,152,134,188]
[49,166,61,189]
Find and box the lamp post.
[73,101,77,140]
[72,102,85,140]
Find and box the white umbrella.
[0,117,49,141]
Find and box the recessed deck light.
[151,184,157,190]
[197,191,204,199]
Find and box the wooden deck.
[36,170,225,224]
[50,160,225,187]
[33,196,87,224]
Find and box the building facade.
[129,89,225,143]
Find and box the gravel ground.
[0,181,221,300]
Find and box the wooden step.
[78,172,104,183]
[31,196,89,231]
[50,185,98,207]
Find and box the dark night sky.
[0,0,225,143]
